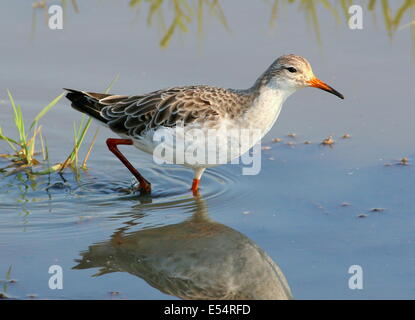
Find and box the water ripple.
[0,163,248,240]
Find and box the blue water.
[1,1,415,299]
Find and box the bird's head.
[259,54,344,99]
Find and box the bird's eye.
[286,67,297,73]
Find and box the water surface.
[1,1,415,299]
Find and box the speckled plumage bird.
[65,54,344,195]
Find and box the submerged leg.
[106,138,151,194]
[191,168,205,196]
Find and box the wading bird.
[65,54,343,195]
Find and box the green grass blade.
[75,118,92,150]
[161,19,178,48]
[105,74,120,94]
[17,106,26,143]
[148,0,163,25]
[6,90,24,143]
[6,89,18,118]
[82,127,100,168]
[0,127,19,152]
[6,265,12,280]
[30,92,65,130]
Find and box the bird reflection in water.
[73,196,292,300]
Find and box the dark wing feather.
[66,86,252,138]
[99,86,247,138]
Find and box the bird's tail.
[64,88,110,124]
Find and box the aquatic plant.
[0,74,119,177]
[0,90,63,172]
[0,266,13,298]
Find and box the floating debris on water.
[340,202,351,207]
[357,213,368,218]
[399,157,410,166]
[242,211,252,215]
[272,138,282,143]
[109,291,120,296]
[385,157,411,166]
[321,136,335,146]
[370,208,385,212]
[26,294,38,299]
[285,141,295,147]
[303,140,312,144]
[342,133,351,139]
[261,146,271,150]
[287,133,297,138]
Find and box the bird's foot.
[131,180,152,194]
[139,183,152,194]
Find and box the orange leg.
[106,138,151,194]
[191,179,200,196]
[192,179,200,196]
[191,168,205,196]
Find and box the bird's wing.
[99,86,246,138]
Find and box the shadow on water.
[73,196,292,300]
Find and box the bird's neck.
[235,81,295,135]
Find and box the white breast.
[240,86,294,137]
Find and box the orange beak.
[308,77,344,99]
